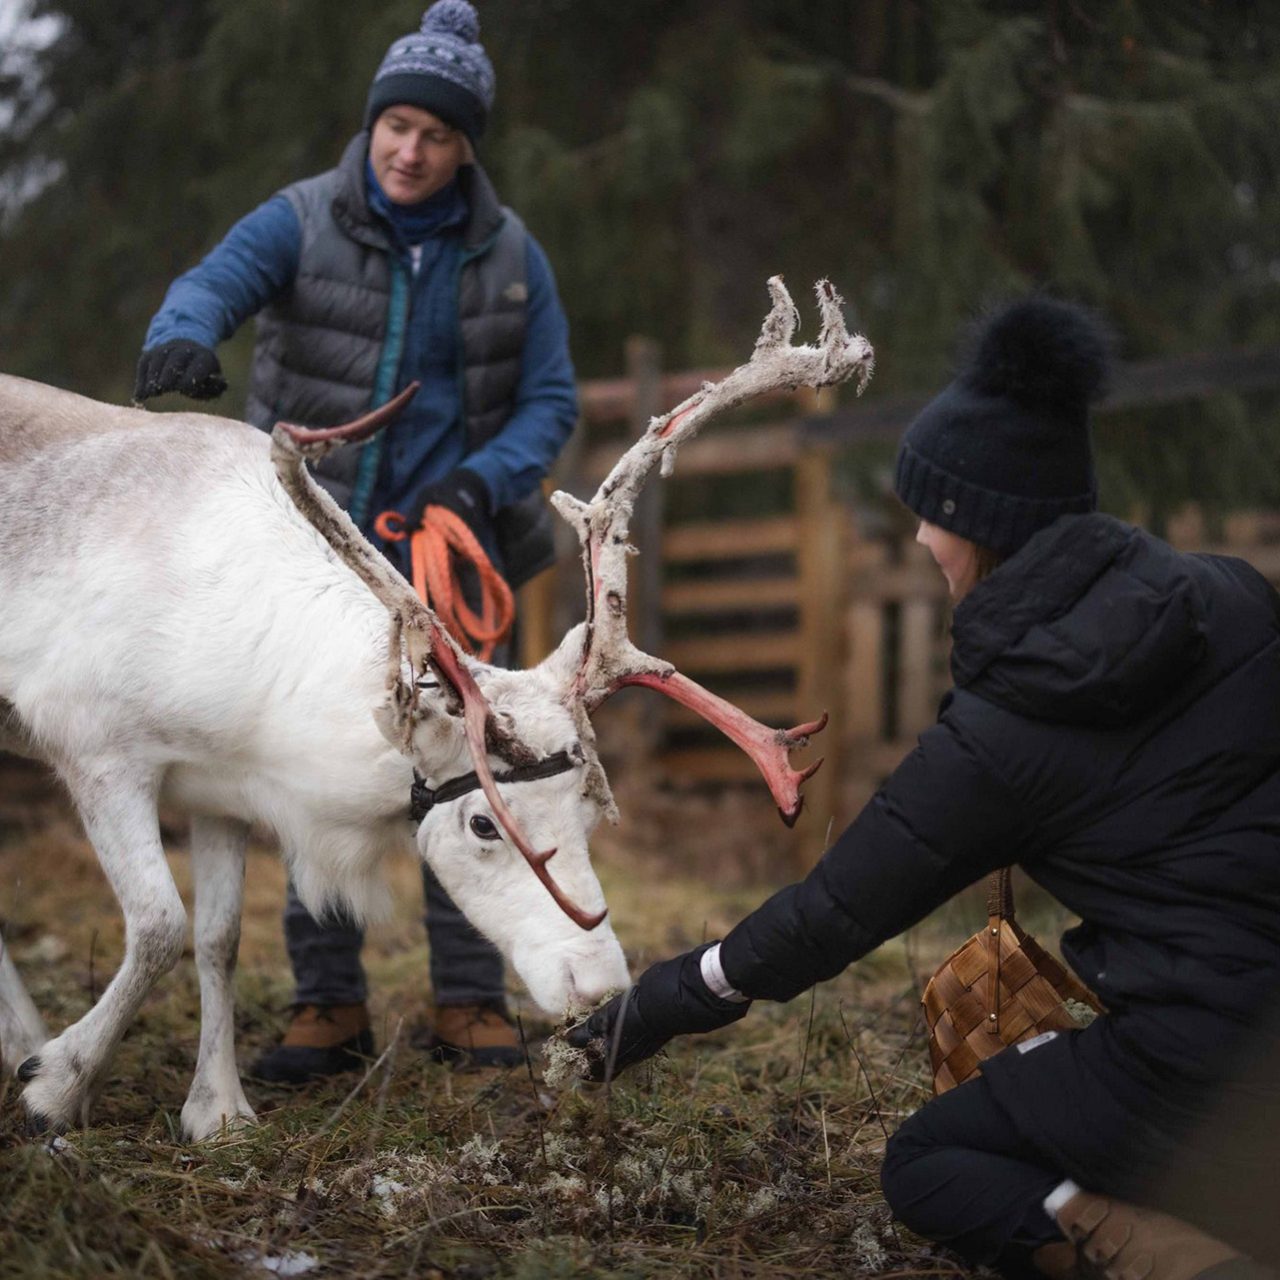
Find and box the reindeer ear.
[371,697,401,748]
[537,623,586,696]
[372,678,453,751]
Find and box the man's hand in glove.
[134,340,227,402]
[564,942,750,1081]
[402,467,491,537]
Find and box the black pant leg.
[282,877,368,1006]
[881,1073,1065,1277]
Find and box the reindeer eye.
[469,815,500,841]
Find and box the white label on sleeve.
[1016,1030,1059,1055]
[700,943,749,1003]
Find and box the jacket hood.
[950,513,1208,725]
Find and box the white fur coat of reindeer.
[0,278,872,1140]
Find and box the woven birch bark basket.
[921,868,1104,1094]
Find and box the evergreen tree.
[1,1,1278,514]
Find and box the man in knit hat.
[135,0,577,1078]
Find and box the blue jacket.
[145,168,577,540]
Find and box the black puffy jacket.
[720,513,1280,1085]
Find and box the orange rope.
[374,505,515,661]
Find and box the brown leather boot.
[248,1003,374,1084]
[413,1002,523,1069]
[1033,1189,1260,1280]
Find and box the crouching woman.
[570,297,1280,1278]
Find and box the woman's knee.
[879,1109,939,1226]
[880,1094,1066,1267]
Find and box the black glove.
[402,466,491,536]
[134,339,227,402]
[564,942,751,1081]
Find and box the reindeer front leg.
[181,815,254,1142]
[17,762,186,1131]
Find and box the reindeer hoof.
[16,1054,40,1083]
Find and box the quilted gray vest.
[246,133,554,587]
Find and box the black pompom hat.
[894,296,1112,554]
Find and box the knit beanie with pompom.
[893,296,1112,555]
[364,0,495,141]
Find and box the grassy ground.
[0,760,1057,1278]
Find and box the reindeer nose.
[564,950,630,1011]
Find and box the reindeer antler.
[551,278,874,825]
[269,388,606,931]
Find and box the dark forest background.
[2,0,1280,521]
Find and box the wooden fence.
[518,345,1280,868]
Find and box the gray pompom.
[421,0,480,43]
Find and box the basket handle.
[986,867,1014,920]
[984,868,1014,1036]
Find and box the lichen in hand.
[541,989,622,1088]
[541,1034,598,1089]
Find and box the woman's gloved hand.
[564,942,751,1081]
[403,467,490,536]
[134,340,227,402]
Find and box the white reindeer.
[0,278,873,1141]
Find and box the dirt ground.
[0,754,1052,1278]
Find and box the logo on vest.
[502,282,529,304]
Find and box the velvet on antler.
[551,277,874,825]
[270,388,606,930]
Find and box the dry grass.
[0,759,1036,1278]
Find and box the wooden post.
[845,531,886,819]
[899,581,937,737]
[516,545,556,668]
[795,444,847,866]
[627,337,664,648]
[627,337,665,745]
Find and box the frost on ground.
[234,1249,319,1276]
[851,1220,889,1270]
[296,1121,839,1239]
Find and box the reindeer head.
[269,277,873,1017]
[382,643,629,1015]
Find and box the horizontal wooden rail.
[848,737,920,778]
[580,370,813,425]
[663,516,797,560]
[1200,544,1280,579]
[658,745,774,784]
[583,422,801,481]
[847,562,945,603]
[662,576,799,614]
[664,632,801,673]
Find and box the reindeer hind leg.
[181,814,254,1142]
[0,928,48,1074]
